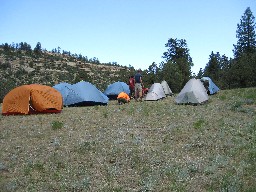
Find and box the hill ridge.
[0,47,134,102]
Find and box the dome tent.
[201,77,220,95]
[104,81,130,100]
[53,81,108,106]
[161,80,173,96]
[175,78,209,104]
[53,82,73,104]
[144,83,166,101]
[2,84,63,115]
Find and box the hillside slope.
[0,48,133,102]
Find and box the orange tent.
[2,84,63,115]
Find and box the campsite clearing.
[0,87,255,191]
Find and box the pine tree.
[146,62,160,84]
[204,51,221,81]
[233,7,256,58]
[232,7,256,87]
[218,55,232,89]
[196,68,204,79]
[34,42,42,55]
[161,38,193,91]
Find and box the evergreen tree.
[146,62,160,84]
[3,43,10,53]
[19,42,32,53]
[230,53,256,88]
[196,68,204,79]
[161,38,193,91]
[161,60,183,93]
[218,55,232,89]
[233,7,256,58]
[34,42,42,55]
[232,7,256,87]
[204,51,221,81]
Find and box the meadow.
[0,88,255,191]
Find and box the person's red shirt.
[129,77,135,90]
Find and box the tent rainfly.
[53,81,108,106]
[104,81,130,100]
[201,77,220,95]
[2,84,63,115]
[161,80,173,96]
[144,83,166,101]
[175,78,209,104]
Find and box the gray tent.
[145,83,166,101]
[175,78,208,104]
[161,80,173,96]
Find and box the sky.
[1,0,256,74]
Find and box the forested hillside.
[0,43,135,102]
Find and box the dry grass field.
[0,88,255,191]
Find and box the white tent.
[161,80,173,96]
[145,83,166,101]
[175,78,209,104]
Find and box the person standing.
[128,76,135,98]
[134,69,143,101]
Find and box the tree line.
[1,42,102,65]
[143,7,256,93]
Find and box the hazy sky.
[1,0,255,74]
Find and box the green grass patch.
[51,120,63,130]
[193,119,205,129]
[75,141,96,154]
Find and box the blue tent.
[53,81,109,106]
[53,82,72,103]
[201,77,220,95]
[104,81,130,99]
